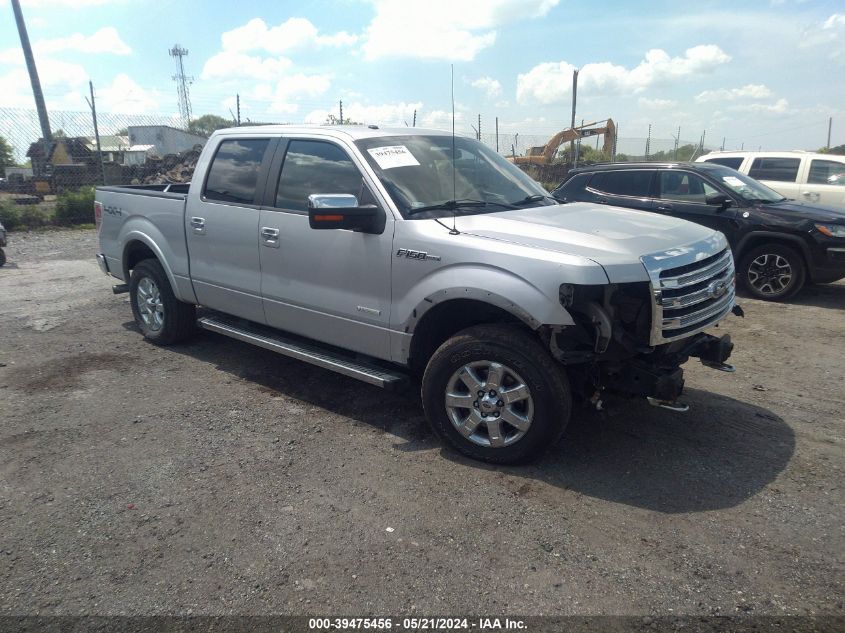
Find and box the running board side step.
[196,315,408,390]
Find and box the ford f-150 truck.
[95,125,741,464]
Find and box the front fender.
[394,263,577,334]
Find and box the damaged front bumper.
[605,330,736,411]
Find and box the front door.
[258,137,394,361]
[185,137,275,323]
[653,170,737,241]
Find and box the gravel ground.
[0,229,842,619]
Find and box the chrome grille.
[641,237,736,345]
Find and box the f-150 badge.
[395,248,441,262]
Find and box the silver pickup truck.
[95,125,741,464]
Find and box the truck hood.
[454,202,721,283]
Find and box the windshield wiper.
[407,199,518,216]
[508,194,558,207]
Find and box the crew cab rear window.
[808,159,845,185]
[276,140,365,212]
[588,170,653,197]
[748,157,800,183]
[703,157,744,170]
[203,139,270,204]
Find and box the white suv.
[696,150,845,209]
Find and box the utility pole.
[721,137,725,151]
[569,69,578,160]
[236,94,241,126]
[612,123,618,162]
[85,81,105,185]
[339,100,343,124]
[645,124,651,160]
[827,117,833,149]
[671,126,680,160]
[11,0,51,152]
[169,45,193,128]
[495,116,499,153]
[574,118,584,167]
[412,110,416,127]
[477,114,481,140]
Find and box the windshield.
[355,135,555,218]
[698,163,787,203]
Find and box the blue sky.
[1,0,844,151]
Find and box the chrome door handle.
[656,205,673,212]
[260,226,280,248]
[802,191,819,201]
[190,216,206,234]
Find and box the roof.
[700,150,838,159]
[570,161,691,172]
[212,124,456,141]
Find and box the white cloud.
[695,83,772,102]
[220,17,357,54]
[823,13,845,29]
[420,109,465,129]
[96,73,163,114]
[471,76,502,98]
[362,0,559,61]
[0,26,131,63]
[638,97,678,109]
[728,98,789,114]
[35,27,131,55]
[305,101,423,126]
[202,52,293,82]
[517,45,731,104]
[0,0,123,6]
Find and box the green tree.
[188,114,235,137]
[323,114,362,126]
[0,136,14,177]
[819,144,845,155]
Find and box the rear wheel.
[129,259,195,345]
[739,244,805,301]
[422,324,571,464]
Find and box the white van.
[696,150,845,209]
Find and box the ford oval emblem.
[707,279,728,299]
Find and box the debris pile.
[137,145,203,184]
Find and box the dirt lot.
[0,229,842,619]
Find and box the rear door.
[257,137,394,360]
[747,156,802,200]
[185,137,276,323]
[584,169,655,211]
[802,157,845,208]
[653,169,738,239]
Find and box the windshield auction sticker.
[722,176,745,187]
[367,145,420,169]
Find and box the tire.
[421,324,571,464]
[0,248,5,267]
[738,243,806,301]
[129,258,195,345]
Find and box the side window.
[748,157,800,182]
[658,172,719,204]
[275,140,368,212]
[808,159,845,185]
[203,139,270,204]
[704,157,744,170]
[553,173,590,199]
[589,170,653,197]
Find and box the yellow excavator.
[510,118,616,165]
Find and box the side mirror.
[705,193,733,210]
[307,194,384,234]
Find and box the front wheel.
[422,324,571,464]
[129,258,195,345]
[738,243,806,301]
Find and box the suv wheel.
[421,324,571,464]
[738,244,805,301]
